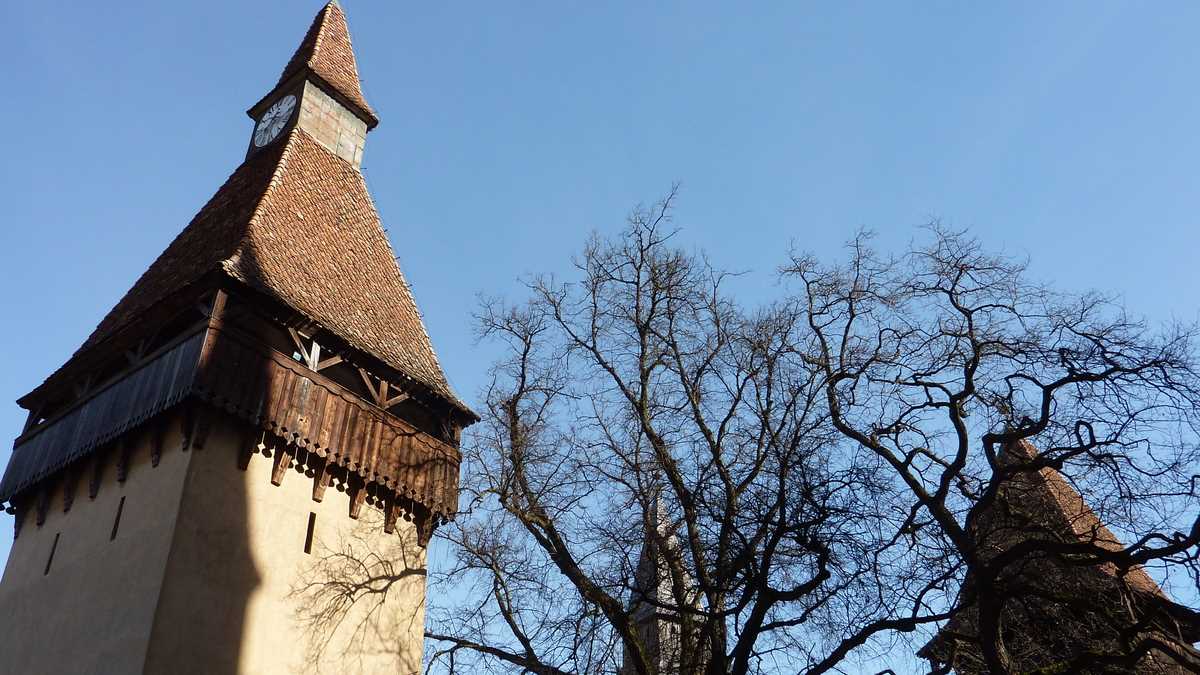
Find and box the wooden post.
[89,450,107,499]
[237,428,260,471]
[12,500,25,540]
[62,468,79,513]
[348,475,366,519]
[116,439,133,484]
[150,418,166,467]
[382,490,398,534]
[312,458,332,502]
[35,486,51,527]
[179,405,195,453]
[271,443,294,486]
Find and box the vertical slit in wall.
[304,512,316,554]
[110,496,126,541]
[44,533,60,576]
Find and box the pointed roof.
[991,440,1161,594]
[273,1,377,127]
[919,441,1195,664]
[29,126,469,415]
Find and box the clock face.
[253,94,297,148]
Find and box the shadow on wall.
[141,329,263,674]
[143,241,432,674]
[291,508,427,675]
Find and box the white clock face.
[253,94,297,147]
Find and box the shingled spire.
[266,0,377,128]
[0,6,466,670]
[8,1,474,509]
[19,1,468,420]
[620,493,707,675]
[921,441,1200,673]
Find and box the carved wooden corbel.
[237,428,261,471]
[150,419,166,467]
[89,450,107,499]
[116,438,133,483]
[35,486,51,527]
[415,508,434,548]
[312,458,332,502]
[179,405,196,453]
[382,490,398,534]
[271,443,294,486]
[62,468,79,513]
[12,500,25,540]
[348,475,366,519]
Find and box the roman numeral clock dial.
[253,94,297,147]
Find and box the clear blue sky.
[2,0,1199,665]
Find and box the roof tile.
[36,127,468,414]
[277,1,377,125]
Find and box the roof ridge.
[307,5,332,75]
[220,131,299,278]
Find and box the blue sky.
[2,1,1199,668]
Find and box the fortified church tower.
[0,3,475,673]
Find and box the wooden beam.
[12,501,25,540]
[383,392,410,409]
[150,419,166,467]
[89,451,106,499]
[348,476,366,520]
[357,368,379,402]
[208,289,228,321]
[314,354,343,371]
[116,439,133,483]
[179,405,195,453]
[35,486,50,527]
[237,434,256,471]
[271,444,294,486]
[382,491,398,534]
[62,468,79,513]
[312,458,332,502]
[287,327,311,366]
[415,509,434,548]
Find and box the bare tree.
[419,192,1200,674]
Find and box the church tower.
[0,3,476,673]
[920,442,1200,673]
[621,497,706,675]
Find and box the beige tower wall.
[0,420,194,674]
[0,408,429,675]
[144,412,428,675]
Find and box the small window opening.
[44,533,60,575]
[110,496,126,541]
[304,512,316,554]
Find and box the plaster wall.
[145,413,428,674]
[0,419,194,673]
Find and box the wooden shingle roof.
[29,126,469,416]
[274,0,377,127]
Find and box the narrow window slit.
[304,512,316,554]
[110,496,126,541]
[44,533,60,575]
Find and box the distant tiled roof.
[277,1,377,126]
[1003,440,1162,596]
[34,127,468,414]
[920,440,1179,664]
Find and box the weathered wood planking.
[2,322,461,528]
[0,330,205,503]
